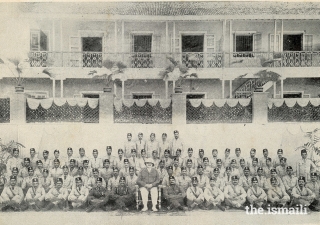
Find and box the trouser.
[68,195,88,208]
[247,196,266,208]
[292,197,313,207]
[268,196,290,207]
[140,187,158,208]
[113,194,135,209]
[167,196,184,209]
[205,196,223,207]
[88,196,109,209]
[187,198,204,207]
[225,197,246,208]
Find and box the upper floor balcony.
[29,51,320,69]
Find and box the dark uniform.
[86,177,109,212]
[163,176,186,210]
[110,177,135,211]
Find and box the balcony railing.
[29,51,320,69]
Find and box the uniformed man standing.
[273,149,285,168]
[21,167,35,195]
[296,149,316,182]
[114,149,125,170]
[50,159,63,183]
[163,149,173,168]
[163,176,187,211]
[23,177,45,211]
[68,177,89,209]
[159,133,170,159]
[60,165,74,193]
[145,133,159,158]
[86,177,109,212]
[99,159,113,187]
[259,148,269,168]
[183,148,197,169]
[39,169,53,193]
[276,157,288,178]
[128,149,139,172]
[69,159,78,177]
[186,177,205,210]
[19,158,31,178]
[6,148,23,172]
[104,146,115,167]
[124,133,136,158]
[110,176,135,211]
[77,148,89,168]
[171,130,184,158]
[224,175,247,210]
[87,168,106,190]
[204,177,225,211]
[0,175,24,211]
[34,160,44,179]
[90,149,103,170]
[42,150,52,170]
[222,148,231,168]
[44,178,68,211]
[197,149,205,167]
[29,148,39,169]
[135,132,146,159]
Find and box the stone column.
[99,91,114,124]
[252,92,269,124]
[171,93,187,125]
[10,92,26,124]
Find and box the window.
[25,91,49,99]
[186,94,205,99]
[82,37,102,52]
[131,35,153,68]
[181,35,204,68]
[133,35,152,53]
[234,34,254,57]
[283,92,302,98]
[283,34,302,51]
[132,93,153,99]
[30,30,48,51]
[82,94,100,98]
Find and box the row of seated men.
[0,148,319,212]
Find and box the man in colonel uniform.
[110,176,135,211]
[204,177,225,211]
[44,177,68,211]
[224,175,247,210]
[23,177,45,211]
[186,177,205,210]
[0,175,24,211]
[86,177,109,212]
[68,177,89,209]
[246,177,267,209]
[163,176,187,211]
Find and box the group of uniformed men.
[0,130,319,213]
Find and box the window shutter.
[253,33,262,52]
[152,35,161,53]
[303,34,313,51]
[233,33,236,52]
[102,34,110,53]
[69,36,81,67]
[206,34,215,53]
[30,30,40,51]
[269,34,280,52]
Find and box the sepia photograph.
[0,1,319,224]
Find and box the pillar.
[171,93,186,125]
[252,92,269,124]
[99,92,114,124]
[10,93,26,124]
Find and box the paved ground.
[0,209,319,225]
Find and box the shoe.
[63,207,69,212]
[85,205,95,213]
[198,204,207,210]
[1,205,10,212]
[152,206,158,212]
[141,207,148,212]
[122,207,129,211]
[167,206,172,211]
[217,204,226,211]
[43,203,55,211]
[183,206,189,211]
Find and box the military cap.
[124,159,129,163]
[212,149,218,152]
[197,165,203,169]
[210,177,216,181]
[280,157,287,162]
[24,158,30,162]
[127,133,132,137]
[270,168,277,173]
[120,176,126,181]
[62,165,68,169]
[79,147,85,151]
[311,172,317,176]
[54,149,60,154]
[150,133,155,137]
[96,177,102,182]
[266,157,272,162]
[277,149,283,154]
[251,177,258,182]
[162,133,167,137]
[67,147,73,150]
[113,167,119,171]
[181,166,187,171]
[187,159,193,163]
[251,148,256,152]
[43,169,49,173]
[232,175,239,180]
[257,167,263,171]
[138,132,143,136]
[106,146,112,150]
[104,159,110,163]
[173,130,179,134]
[191,177,198,182]
[43,150,49,154]
[118,149,124,153]
[83,160,89,164]
[231,159,236,164]
[173,157,179,162]
[243,167,250,171]
[36,160,42,164]
[164,149,170,154]
[213,168,220,172]
[30,148,35,152]
[235,148,241,151]
[12,148,19,153]
[92,168,99,173]
[167,166,173,170]
[240,159,245,162]
[129,166,135,171]
[152,150,158,153]
[169,176,175,180]
[301,149,307,154]
[78,166,84,170]
[75,177,82,182]
[298,176,306,182]
[56,178,63,183]
[93,149,98,153]
[176,149,181,153]
[70,159,76,163]
[252,158,258,162]
[286,166,293,170]
[12,167,19,173]
[28,167,34,172]
[10,175,17,180]
[159,159,165,163]
[203,157,209,162]
[188,148,193,152]
[141,149,146,153]
[32,177,38,182]
[225,148,230,152]
[216,159,222,163]
[226,166,231,171]
[199,149,204,153]
[270,177,277,183]
[263,149,268,153]
[131,149,136,153]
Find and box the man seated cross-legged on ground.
[163,175,187,211]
